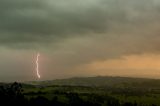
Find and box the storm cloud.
[0,0,109,45]
[1,0,160,81]
[0,0,159,45]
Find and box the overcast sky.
[1,0,160,81]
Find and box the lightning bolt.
[36,53,41,79]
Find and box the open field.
[1,76,160,105]
[19,76,160,106]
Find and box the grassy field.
[20,76,160,106]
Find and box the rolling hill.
[28,76,160,89]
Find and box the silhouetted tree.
[0,82,27,105]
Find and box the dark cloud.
[1,0,159,46]
[0,0,109,46]
[1,0,160,81]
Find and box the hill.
[28,76,160,89]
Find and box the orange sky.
[88,54,160,70]
[74,54,160,78]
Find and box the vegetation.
[1,76,160,106]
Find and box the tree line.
[0,82,157,106]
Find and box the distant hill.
[28,76,160,89]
